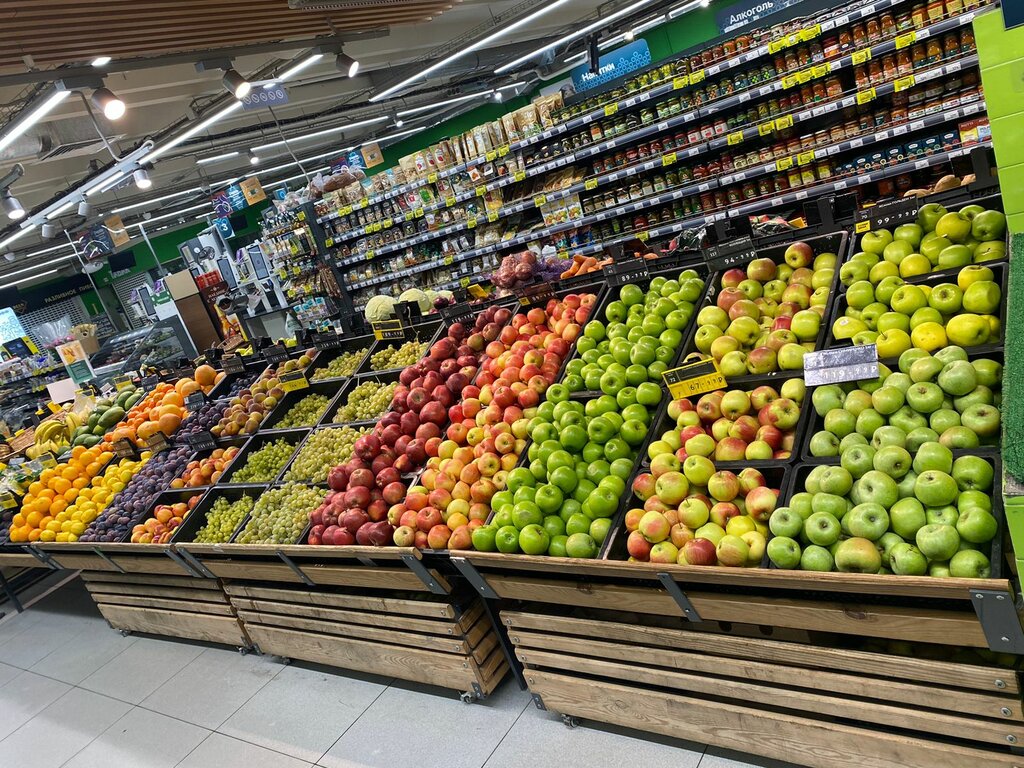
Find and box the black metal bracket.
[277,552,315,587]
[531,692,546,710]
[0,569,23,613]
[166,550,202,578]
[449,556,499,600]
[355,555,378,568]
[400,554,449,595]
[176,549,216,579]
[93,548,126,574]
[970,589,1024,654]
[24,547,60,571]
[657,573,702,622]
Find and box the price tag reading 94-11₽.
[704,235,757,272]
[663,358,727,399]
[263,344,289,364]
[516,282,556,306]
[313,332,344,350]
[371,320,405,341]
[803,344,880,386]
[854,197,919,234]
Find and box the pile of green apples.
[840,203,1006,286]
[561,271,704,395]
[833,264,1001,358]
[807,345,1001,458]
[474,390,650,557]
[767,445,997,578]
[692,242,836,377]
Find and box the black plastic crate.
[170,484,267,544]
[207,368,265,400]
[305,333,376,383]
[236,482,329,545]
[319,369,403,428]
[355,317,444,375]
[175,436,250,490]
[218,428,308,485]
[779,455,1003,578]
[258,380,348,432]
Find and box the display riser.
[224,583,507,698]
[504,609,1023,768]
[81,571,250,649]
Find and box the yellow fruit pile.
[8,445,132,543]
[59,455,149,541]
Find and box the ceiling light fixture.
[335,52,359,78]
[41,223,58,238]
[128,202,210,228]
[222,69,251,99]
[248,150,259,165]
[133,169,152,189]
[1,253,75,279]
[264,53,323,89]
[668,0,708,19]
[266,167,331,188]
[2,191,25,220]
[45,201,74,220]
[372,0,573,101]
[91,56,111,67]
[197,151,239,165]
[91,87,125,120]
[112,187,202,214]
[0,90,70,154]
[396,82,527,117]
[0,226,31,249]
[496,0,660,74]
[250,115,387,152]
[89,170,126,196]
[147,101,244,162]
[9,268,59,287]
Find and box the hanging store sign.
[211,184,248,218]
[1005,3,1024,30]
[571,40,652,93]
[56,339,95,385]
[716,0,804,34]
[240,85,290,111]
[213,217,235,239]
[239,177,266,206]
[361,142,384,168]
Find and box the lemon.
[39,530,56,542]
[69,521,85,536]
[55,532,69,542]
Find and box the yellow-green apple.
[708,470,740,501]
[745,486,777,521]
[714,437,747,461]
[747,257,777,281]
[716,534,749,566]
[761,397,800,430]
[951,454,994,490]
[784,241,814,268]
[915,522,960,560]
[767,535,801,568]
[971,209,1006,240]
[949,548,991,578]
[678,497,711,528]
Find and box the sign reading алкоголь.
[716,0,803,34]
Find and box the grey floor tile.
[699,747,802,768]
[141,647,282,730]
[0,661,21,688]
[485,703,705,768]
[79,637,206,705]
[29,622,138,685]
[319,678,531,768]
[176,733,314,768]
[219,663,388,764]
[0,686,130,768]
[0,613,91,669]
[0,671,71,741]
[64,706,210,768]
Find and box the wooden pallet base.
[505,609,1024,768]
[82,571,249,648]
[225,583,506,697]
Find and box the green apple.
[873,445,913,479]
[916,523,960,561]
[905,426,940,452]
[799,544,834,572]
[897,469,918,499]
[871,425,907,450]
[890,497,926,540]
[882,239,915,265]
[935,212,972,243]
[913,440,953,474]
[890,542,928,575]
[855,408,886,438]
[809,431,840,457]
[938,244,973,269]
[889,285,928,315]
[900,254,932,278]
[956,507,997,544]
[852,470,899,508]
[926,505,959,527]
[962,281,1000,314]
[927,283,962,314]
[971,209,1006,241]
[834,537,883,572]
[973,240,1006,262]
[823,408,856,438]
[870,385,904,415]
[876,276,905,306]
[905,382,944,413]
[908,356,943,383]
[914,470,959,507]
[841,444,875,479]
[845,503,889,541]
[877,311,911,334]
[936,360,977,397]
[949,549,991,578]
[860,229,893,255]
[767,536,801,569]
[840,260,870,286]
[811,492,849,520]
[952,455,994,492]
[869,260,900,284]
[804,511,841,546]
[939,426,980,450]
[920,235,952,265]
[769,507,803,538]
[845,280,875,310]
[819,466,854,496]
[917,203,947,232]
[812,384,845,416]
[889,405,927,434]
[971,358,1002,387]
[893,223,923,248]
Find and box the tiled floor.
[0,580,794,768]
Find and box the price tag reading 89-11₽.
[280,371,310,392]
[662,358,727,399]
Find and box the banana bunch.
[25,417,73,459]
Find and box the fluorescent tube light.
[397,83,527,117]
[85,170,125,196]
[0,226,32,249]
[1,253,76,279]
[9,267,59,286]
[496,0,659,74]
[372,0,572,101]
[668,0,706,19]
[264,53,323,89]
[91,56,111,67]
[0,90,70,154]
[147,101,244,162]
[129,202,210,227]
[112,187,203,214]
[45,201,74,220]
[198,151,239,165]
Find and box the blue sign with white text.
[715,0,804,34]
[241,86,290,111]
[570,40,652,93]
[214,217,235,239]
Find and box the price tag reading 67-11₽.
[663,358,727,399]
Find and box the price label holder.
[371,320,405,341]
[187,431,217,452]
[856,88,876,105]
[605,257,650,287]
[774,114,794,130]
[758,121,775,136]
[263,344,289,365]
[280,371,310,392]
[140,374,160,390]
[662,358,727,399]
[704,235,757,272]
[584,178,599,191]
[894,75,916,92]
[184,391,206,411]
[222,355,245,374]
[439,301,480,327]
[851,47,872,65]
[0,492,16,510]
[804,344,879,386]
[661,152,677,167]
[112,439,138,460]
[776,156,795,172]
[516,282,557,306]
[895,31,917,49]
[727,131,745,146]
[854,197,918,233]
[146,432,171,453]
[312,332,344,350]
[113,374,134,392]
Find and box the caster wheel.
[119,629,131,637]
[238,646,250,656]
[459,691,476,704]
[561,714,579,729]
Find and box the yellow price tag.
[414,208,425,218]
[758,121,775,136]
[584,178,598,191]
[604,103,619,117]
[513,170,526,182]
[405,212,414,221]
[662,359,727,399]
[533,195,547,208]
[811,63,830,79]
[673,75,689,89]
[383,218,393,229]
[280,373,309,392]
[467,218,477,229]
[340,205,352,216]
[895,31,916,49]
[795,69,812,84]
[485,150,497,162]
[487,211,499,222]
[690,69,705,84]
[366,250,375,260]
[727,131,744,146]
[894,75,916,92]
[855,220,871,234]
[460,277,471,288]
[444,254,454,265]
[856,88,877,104]
[325,237,334,248]
[498,144,510,156]
[851,48,872,65]
[800,24,822,41]
[775,114,794,130]
[662,152,678,166]
[776,156,794,172]
[475,185,487,197]
[797,150,816,165]
[427,172,438,183]
[46,402,61,414]
[768,38,787,54]
[781,74,799,88]
[636,231,650,242]
[445,196,456,207]
[296,210,306,221]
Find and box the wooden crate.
[225,583,507,699]
[504,608,1024,768]
[82,571,250,648]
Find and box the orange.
[61,466,79,481]
[64,488,79,503]
[38,488,55,501]
[49,499,67,516]
[162,391,184,408]
[158,413,182,434]
[27,481,43,496]
[25,511,42,528]
[27,529,41,542]
[73,477,89,490]
[71,445,86,460]
[85,461,102,476]
[39,469,55,485]
[11,513,25,528]
[51,478,71,496]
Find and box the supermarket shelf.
[321,0,918,224]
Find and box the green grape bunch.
[284,426,369,483]
[275,393,331,428]
[370,340,426,371]
[231,438,297,483]
[235,484,327,544]
[333,381,397,423]
[194,496,254,543]
[311,349,368,381]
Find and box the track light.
[41,223,57,239]
[91,87,125,120]
[492,90,504,102]
[133,169,152,189]
[335,53,359,78]
[247,150,259,166]
[91,56,111,68]
[78,199,92,217]
[222,69,251,99]
[2,191,24,220]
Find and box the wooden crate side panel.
[245,625,478,691]
[469,630,499,666]
[84,583,229,604]
[49,554,119,571]
[97,605,247,647]
[92,594,235,616]
[202,561,306,583]
[300,564,435,592]
[527,672,1019,768]
[82,572,221,590]
[516,647,1024,746]
[229,598,462,636]
[222,584,455,619]
[502,612,1018,695]
[0,553,45,568]
[108,556,196,577]
[235,610,470,655]
[489,577,989,647]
